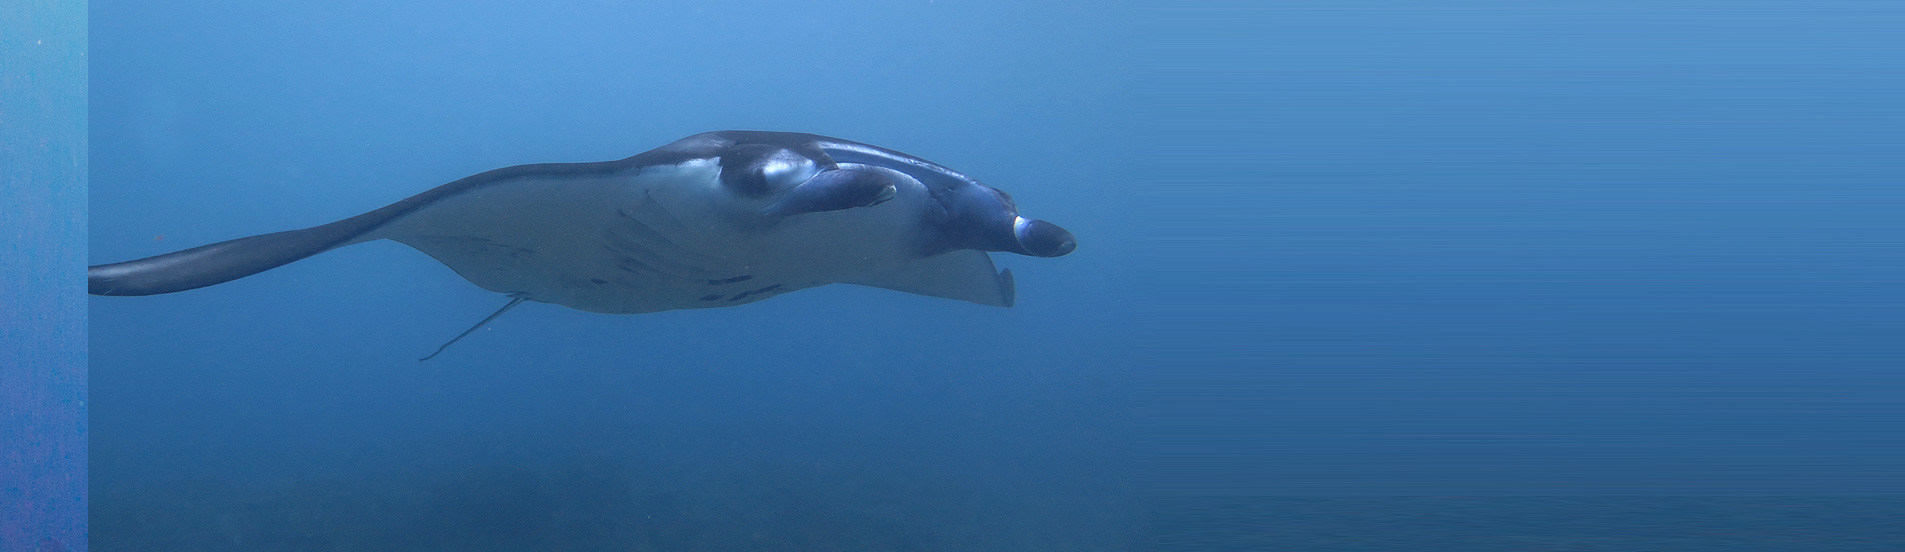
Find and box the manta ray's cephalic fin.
[420,292,531,362]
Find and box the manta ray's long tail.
[419,293,530,361]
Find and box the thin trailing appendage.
[420,293,531,361]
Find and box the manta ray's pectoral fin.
[842,250,1016,308]
[758,166,899,217]
[88,215,387,296]
[420,292,531,362]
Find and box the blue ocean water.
[1148,2,1905,496]
[87,1,1905,551]
[1139,2,1905,549]
[0,3,87,552]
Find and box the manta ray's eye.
[719,144,819,196]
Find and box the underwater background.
[88,1,1903,551]
[90,1,1133,550]
[1142,2,1904,550]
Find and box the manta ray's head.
[712,131,1077,259]
[939,184,1076,258]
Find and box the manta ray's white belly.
[372,160,930,314]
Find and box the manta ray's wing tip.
[998,268,1016,308]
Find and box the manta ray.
[89,131,1077,359]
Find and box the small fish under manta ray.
[89,131,1077,360]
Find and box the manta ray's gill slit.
[634,189,698,237]
[726,283,784,302]
[599,230,720,281]
[605,252,667,281]
[707,275,753,285]
[598,274,646,293]
[609,208,731,273]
